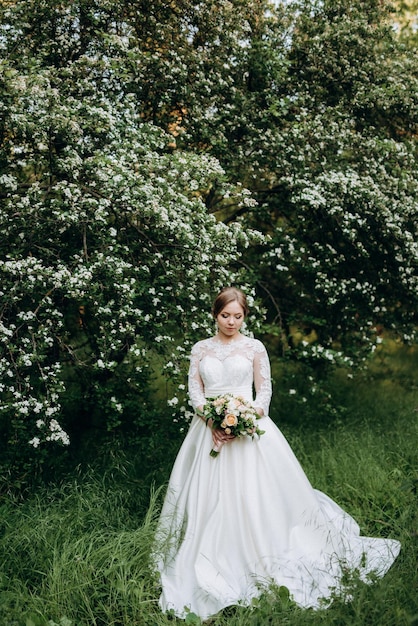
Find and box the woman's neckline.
[211,333,246,346]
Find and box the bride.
[154,287,400,620]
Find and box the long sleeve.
[188,343,206,410]
[253,342,272,416]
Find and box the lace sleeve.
[188,342,206,410]
[253,341,272,416]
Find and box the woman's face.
[216,300,245,340]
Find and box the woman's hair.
[212,287,249,318]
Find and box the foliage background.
[0,0,416,548]
[1,0,417,484]
[0,1,417,623]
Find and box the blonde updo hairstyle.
[212,287,249,319]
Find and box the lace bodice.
[188,335,272,416]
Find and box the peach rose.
[224,413,238,427]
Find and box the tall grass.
[0,358,417,625]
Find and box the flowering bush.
[177,0,418,367]
[0,35,263,481]
[1,0,417,484]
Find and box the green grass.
[0,358,417,625]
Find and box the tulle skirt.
[154,415,400,620]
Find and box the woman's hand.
[210,422,235,447]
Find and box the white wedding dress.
[154,335,400,620]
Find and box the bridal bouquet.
[198,394,265,457]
